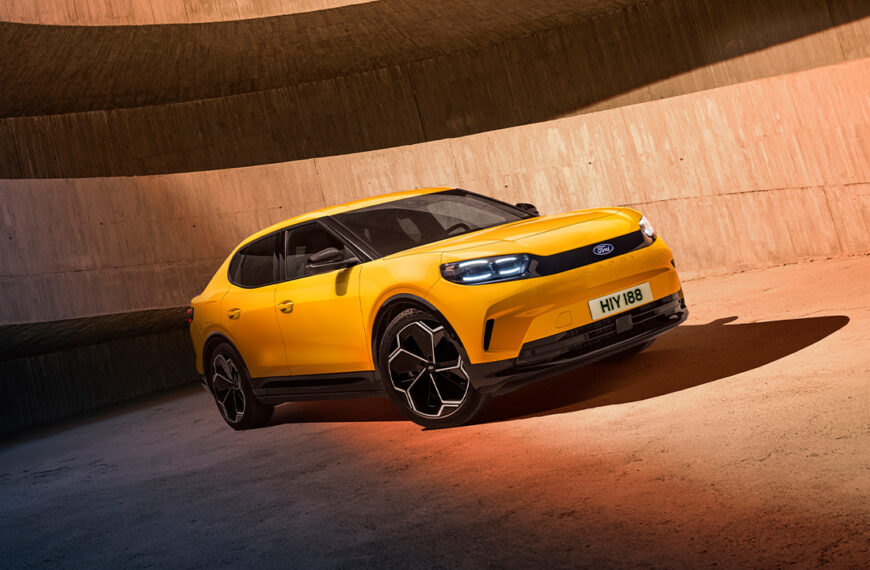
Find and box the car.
[188,187,688,429]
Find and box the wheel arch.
[371,294,459,367]
[201,332,240,384]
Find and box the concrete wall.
[0,329,197,434]
[2,0,868,178]
[3,58,868,329]
[0,0,372,25]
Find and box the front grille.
[515,293,682,367]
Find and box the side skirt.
[250,370,384,405]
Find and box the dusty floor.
[1,257,868,568]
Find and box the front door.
[274,222,370,376]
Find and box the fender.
[200,331,239,381]
[369,292,467,370]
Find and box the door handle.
[277,300,294,314]
[227,308,241,320]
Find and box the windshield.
[331,189,535,257]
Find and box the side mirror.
[515,203,539,216]
[306,247,358,271]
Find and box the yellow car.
[188,188,687,429]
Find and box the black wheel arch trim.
[371,293,466,371]
[201,331,241,385]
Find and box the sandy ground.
[1,257,868,568]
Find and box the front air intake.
[483,319,495,351]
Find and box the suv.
[188,188,687,429]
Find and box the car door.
[219,231,289,379]
[273,221,370,376]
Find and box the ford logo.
[592,243,614,256]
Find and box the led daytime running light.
[442,254,531,285]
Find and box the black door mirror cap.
[307,257,360,271]
[308,246,344,265]
[306,247,359,271]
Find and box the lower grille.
[515,293,683,367]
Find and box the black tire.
[206,342,273,430]
[603,339,655,362]
[377,308,490,428]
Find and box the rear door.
[219,232,289,379]
[273,221,370,376]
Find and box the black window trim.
[320,216,379,260]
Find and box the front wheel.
[207,342,273,430]
[378,308,490,428]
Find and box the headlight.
[441,254,532,285]
[639,215,656,238]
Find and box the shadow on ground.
[272,315,850,426]
[480,315,850,422]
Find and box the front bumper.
[468,292,688,395]
[428,235,681,365]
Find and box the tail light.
[186,307,194,324]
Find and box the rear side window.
[229,233,279,288]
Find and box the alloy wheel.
[387,320,470,418]
[211,353,246,423]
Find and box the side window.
[285,223,351,280]
[230,233,279,288]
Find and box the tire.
[377,308,490,428]
[206,342,274,430]
[603,339,655,362]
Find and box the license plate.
[588,282,653,321]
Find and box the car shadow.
[268,315,849,426]
[478,315,850,424]
[270,395,404,424]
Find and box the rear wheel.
[378,308,490,428]
[207,342,273,430]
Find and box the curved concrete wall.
[2,0,868,177]
[3,58,868,327]
[0,0,646,116]
[4,58,868,432]
[0,0,373,25]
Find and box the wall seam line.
[824,0,849,61]
[821,185,849,255]
[311,158,328,208]
[404,65,429,142]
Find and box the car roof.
[237,186,453,249]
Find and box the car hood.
[388,208,642,259]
